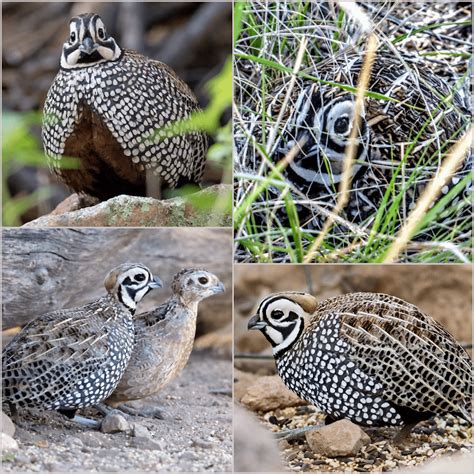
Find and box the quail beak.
[248,315,267,330]
[212,282,225,295]
[148,276,163,289]
[80,37,98,55]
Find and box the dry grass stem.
[303,33,379,263]
[383,127,473,262]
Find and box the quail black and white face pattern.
[61,13,122,69]
[105,263,163,313]
[284,89,370,189]
[174,269,225,302]
[248,292,311,357]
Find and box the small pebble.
[1,433,19,452]
[100,413,129,434]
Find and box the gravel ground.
[2,350,232,472]
[260,406,473,472]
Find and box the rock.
[77,431,112,448]
[100,413,129,434]
[24,184,232,228]
[63,436,84,448]
[1,433,19,452]
[130,437,165,451]
[240,375,306,411]
[305,419,371,457]
[192,439,215,449]
[49,193,97,216]
[2,411,15,437]
[12,453,31,464]
[132,423,151,439]
[234,406,285,472]
[233,370,258,402]
[179,451,199,462]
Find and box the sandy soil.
[2,350,232,472]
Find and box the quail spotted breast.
[105,269,224,409]
[42,12,208,200]
[2,263,162,421]
[248,291,472,442]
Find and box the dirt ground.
[2,350,232,472]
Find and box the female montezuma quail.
[104,269,224,415]
[2,263,162,424]
[248,292,472,443]
[42,13,207,200]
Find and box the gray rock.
[131,423,151,439]
[25,184,232,228]
[100,413,129,434]
[305,419,371,457]
[1,412,15,438]
[63,436,84,447]
[192,439,215,449]
[1,433,19,452]
[130,437,165,451]
[11,453,31,464]
[179,451,199,462]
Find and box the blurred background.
[2,1,232,225]
[235,264,472,372]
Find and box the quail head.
[248,291,472,443]
[42,12,208,200]
[104,268,225,411]
[2,263,162,424]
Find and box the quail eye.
[70,32,76,42]
[334,116,350,134]
[98,28,105,40]
[198,277,209,285]
[272,310,284,320]
[135,274,146,282]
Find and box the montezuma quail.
[42,13,207,200]
[104,269,224,415]
[248,292,472,443]
[2,263,162,425]
[273,51,471,226]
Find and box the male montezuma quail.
[248,292,472,443]
[271,52,471,225]
[42,13,207,200]
[2,263,162,424]
[104,269,224,415]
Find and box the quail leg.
[392,421,419,446]
[95,402,169,420]
[7,402,19,424]
[72,415,102,429]
[274,424,324,441]
[112,403,170,420]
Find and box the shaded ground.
[3,350,232,472]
